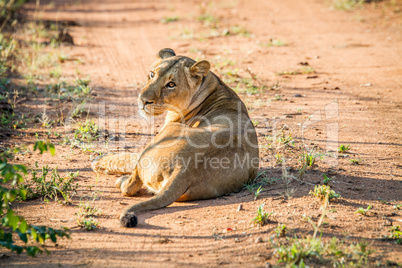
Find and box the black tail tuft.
[120,213,138,228]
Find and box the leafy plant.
[253,186,263,201]
[301,66,315,74]
[23,165,78,203]
[252,203,274,226]
[76,193,101,231]
[274,236,324,266]
[301,149,318,168]
[63,118,101,153]
[244,173,279,198]
[338,144,350,153]
[277,132,294,147]
[309,185,340,201]
[378,198,389,204]
[77,194,101,218]
[385,226,402,245]
[0,112,13,127]
[272,94,282,101]
[222,26,251,37]
[333,0,366,10]
[213,59,264,95]
[275,153,283,164]
[350,241,374,266]
[74,119,99,143]
[197,14,219,27]
[276,70,301,76]
[273,193,373,267]
[49,66,61,79]
[394,204,402,210]
[323,174,335,185]
[77,217,99,231]
[274,224,287,237]
[33,140,55,155]
[160,16,179,24]
[350,159,361,165]
[0,141,70,256]
[273,236,374,267]
[74,78,92,98]
[355,205,372,216]
[276,66,315,76]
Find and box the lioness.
[92,48,259,227]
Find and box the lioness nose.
[141,97,154,106]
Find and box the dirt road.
[1,0,401,266]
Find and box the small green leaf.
[30,228,37,241]
[26,246,41,257]
[48,144,56,156]
[19,220,28,233]
[4,210,19,230]
[19,188,27,200]
[16,230,28,243]
[50,233,57,243]
[0,162,7,170]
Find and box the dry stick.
[236,186,285,198]
[309,190,330,239]
[0,0,16,31]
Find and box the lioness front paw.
[120,213,138,228]
[91,153,115,174]
[115,175,130,190]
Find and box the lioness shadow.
[111,165,401,230]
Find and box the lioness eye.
[149,71,155,79]
[167,82,176,88]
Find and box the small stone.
[293,94,302,97]
[237,204,243,211]
[255,237,263,243]
[360,83,372,87]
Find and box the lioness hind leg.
[91,152,139,175]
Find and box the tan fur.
[92,48,259,227]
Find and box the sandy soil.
[1,0,401,267]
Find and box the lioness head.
[138,48,210,118]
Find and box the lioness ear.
[157,48,176,59]
[190,60,210,77]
